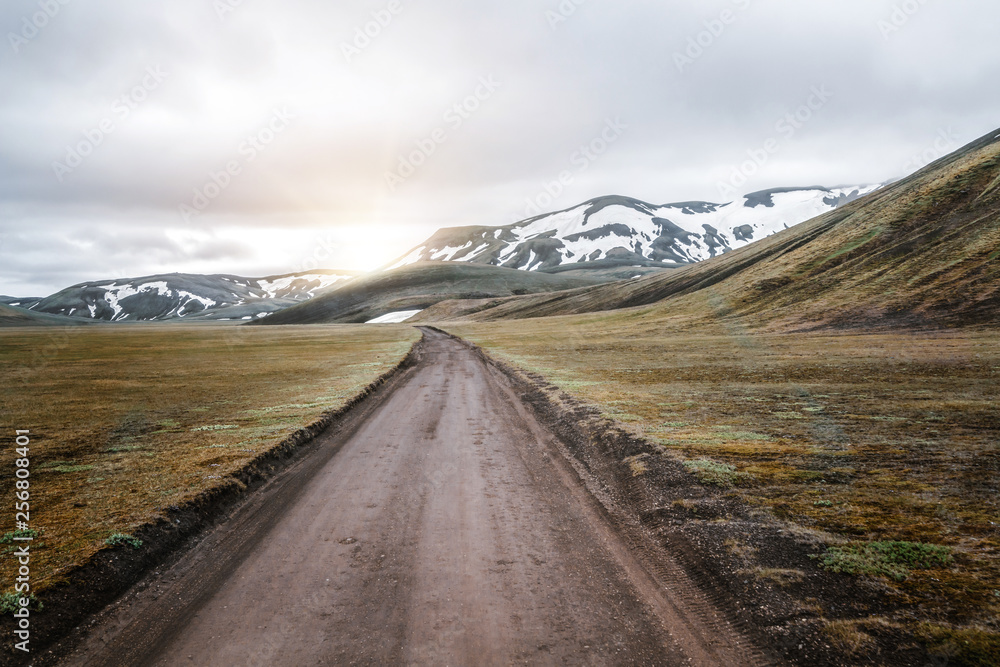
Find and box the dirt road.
[63,329,762,666]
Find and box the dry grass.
[447,313,1000,647]
[753,568,807,587]
[0,323,419,593]
[624,454,649,477]
[823,618,891,654]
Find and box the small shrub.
[814,500,834,507]
[918,623,1000,667]
[814,541,953,581]
[724,538,757,559]
[824,617,901,654]
[105,533,143,550]
[1,529,39,544]
[755,568,806,587]
[825,620,875,653]
[0,592,42,615]
[683,459,751,488]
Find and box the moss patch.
[814,541,953,581]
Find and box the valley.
[54,330,761,667]
[5,3,998,665]
[1,129,998,666]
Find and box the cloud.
[1,0,999,294]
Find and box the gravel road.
[64,328,759,666]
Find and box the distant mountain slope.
[257,262,609,325]
[28,271,357,323]
[0,296,42,309]
[392,186,879,272]
[0,303,89,327]
[414,128,1000,330]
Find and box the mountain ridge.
[412,127,1000,330]
[390,185,881,273]
[28,270,358,323]
[256,262,616,326]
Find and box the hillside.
[257,262,610,325]
[416,128,1000,330]
[28,271,357,323]
[430,129,1000,664]
[0,303,90,327]
[0,296,42,309]
[391,186,879,272]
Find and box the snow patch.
[430,242,473,262]
[102,282,172,321]
[177,291,217,310]
[256,273,352,299]
[387,246,427,271]
[462,243,492,261]
[366,310,424,324]
[524,250,539,271]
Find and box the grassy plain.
[0,324,419,594]
[448,308,1000,661]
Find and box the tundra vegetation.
[450,311,1000,664]
[0,324,418,594]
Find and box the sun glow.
[208,222,438,277]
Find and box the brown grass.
[0,323,419,593]
[447,312,1000,650]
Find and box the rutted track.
[59,328,766,666]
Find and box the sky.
[1,0,999,296]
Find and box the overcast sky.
[1,0,998,296]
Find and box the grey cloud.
[1,0,998,294]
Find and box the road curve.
[63,328,759,666]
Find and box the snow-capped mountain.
[391,186,881,271]
[29,271,357,322]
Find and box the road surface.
[64,328,760,666]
